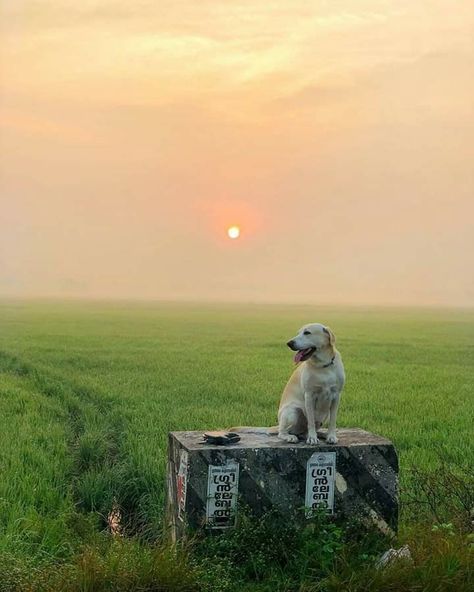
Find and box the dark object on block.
[202,431,241,445]
[166,428,399,541]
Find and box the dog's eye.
[303,330,311,335]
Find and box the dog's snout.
[287,340,296,350]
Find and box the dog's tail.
[228,426,279,435]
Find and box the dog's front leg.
[326,395,339,444]
[304,391,318,445]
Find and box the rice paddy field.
[0,300,473,591]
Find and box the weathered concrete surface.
[166,428,398,541]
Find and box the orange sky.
[1,1,473,305]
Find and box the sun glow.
[227,225,240,239]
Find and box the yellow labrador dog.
[231,323,345,445]
[279,323,345,445]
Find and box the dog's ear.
[323,326,336,352]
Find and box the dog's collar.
[322,355,335,368]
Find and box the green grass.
[0,300,472,590]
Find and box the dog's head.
[286,323,336,363]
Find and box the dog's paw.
[306,435,319,445]
[326,433,338,444]
[278,433,299,443]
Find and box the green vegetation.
[0,300,472,590]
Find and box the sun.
[227,225,240,239]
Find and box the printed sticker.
[305,451,336,516]
[206,460,239,528]
[176,450,189,522]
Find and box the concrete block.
[166,428,398,540]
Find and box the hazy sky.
[1,1,473,305]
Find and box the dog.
[279,323,345,444]
[231,323,345,445]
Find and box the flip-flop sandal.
[201,431,241,445]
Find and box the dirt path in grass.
[0,350,139,549]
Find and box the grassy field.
[0,300,473,590]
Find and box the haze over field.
[1,1,473,306]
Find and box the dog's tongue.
[294,348,311,363]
